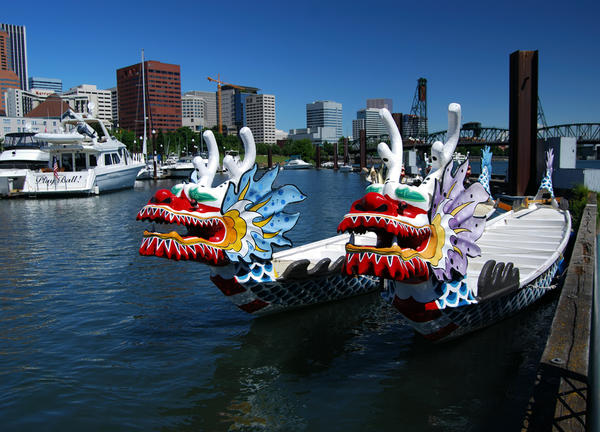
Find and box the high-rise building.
[367,98,393,112]
[353,108,386,139]
[108,87,118,127]
[0,23,28,90]
[184,91,217,128]
[28,77,62,93]
[0,70,20,115]
[116,60,181,135]
[0,31,9,71]
[246,94,276,144]
[306,100,343,142]
[182,93,206,132]
[63,84,112,124]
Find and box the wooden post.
[333,142,339,170]
[343,138,349,165]
[267,147,272,169]
[360,130,367,170]
[316,144,321,168]
[509,50,539,196]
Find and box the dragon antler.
[377,108,403,183]
[223,127,257,181]
[192,130,219,187]
[430,103,461,172]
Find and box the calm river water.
[0,169,558,431]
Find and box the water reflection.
[0,172,560,431]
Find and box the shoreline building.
[306,100,343,143]
[63,84,112,124]
[0,70,20,115]
[108,87,118,128]
[182,92,207,132]
[352,108,386,140]
[0,23,28,90]
[116,60,181,135]
[367,98,393,112]
[28,77,62,94]
[4,88,88,117]
[220,85,259,132]
[0,30,9,71]
[183,91,217,129]
[246,94,276,144]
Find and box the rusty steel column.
[267,147,272,168]
[509,50,539,196]
[316,144,321,168]
[333,142,339,170]
[359,130,367,170]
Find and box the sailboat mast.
[141,49,147,158]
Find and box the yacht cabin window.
[111,154,120,165]
[75,153,86,171]
[61,153,73,171]
[89,154,97,167]
[104,154,112,165]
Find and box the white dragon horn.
[377,108,403,182]
[430,103,461,171]
[223,126,257,181]
[193,130,219,187]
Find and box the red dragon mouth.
[337,192,441,282]
[136,189,229,265]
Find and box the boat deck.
[467,205,571,287]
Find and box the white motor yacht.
[284,157,313,170]
[0,132,50,194]
[162,155,196,179]
[22,111,144,196]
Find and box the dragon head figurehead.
[137,127,305,266]
[338,104,490,284]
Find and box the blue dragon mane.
[222,165,306,263]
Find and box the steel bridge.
[420,123,600,148]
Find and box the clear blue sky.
[3,0,598,135]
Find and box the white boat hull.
[384,205,571,341]
[22,164,143,195]
[209,232,380,315]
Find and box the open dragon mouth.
[136,189,231,265]
[337,193,442,282]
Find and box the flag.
[53,158,59,180]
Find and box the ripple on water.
[0,175,558,431]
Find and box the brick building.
[0,69,20,115]
[116,60,181,135]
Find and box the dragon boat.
[136,127,379,315]
[338,104,571,341]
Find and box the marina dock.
[522,194,598,431]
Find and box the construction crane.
[207,75,245,134]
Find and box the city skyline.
[2,0,599,136]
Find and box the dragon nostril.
[397,201,408,214]
[375,204,388,212]
[162,197,172,204]
[355,203,365,212]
